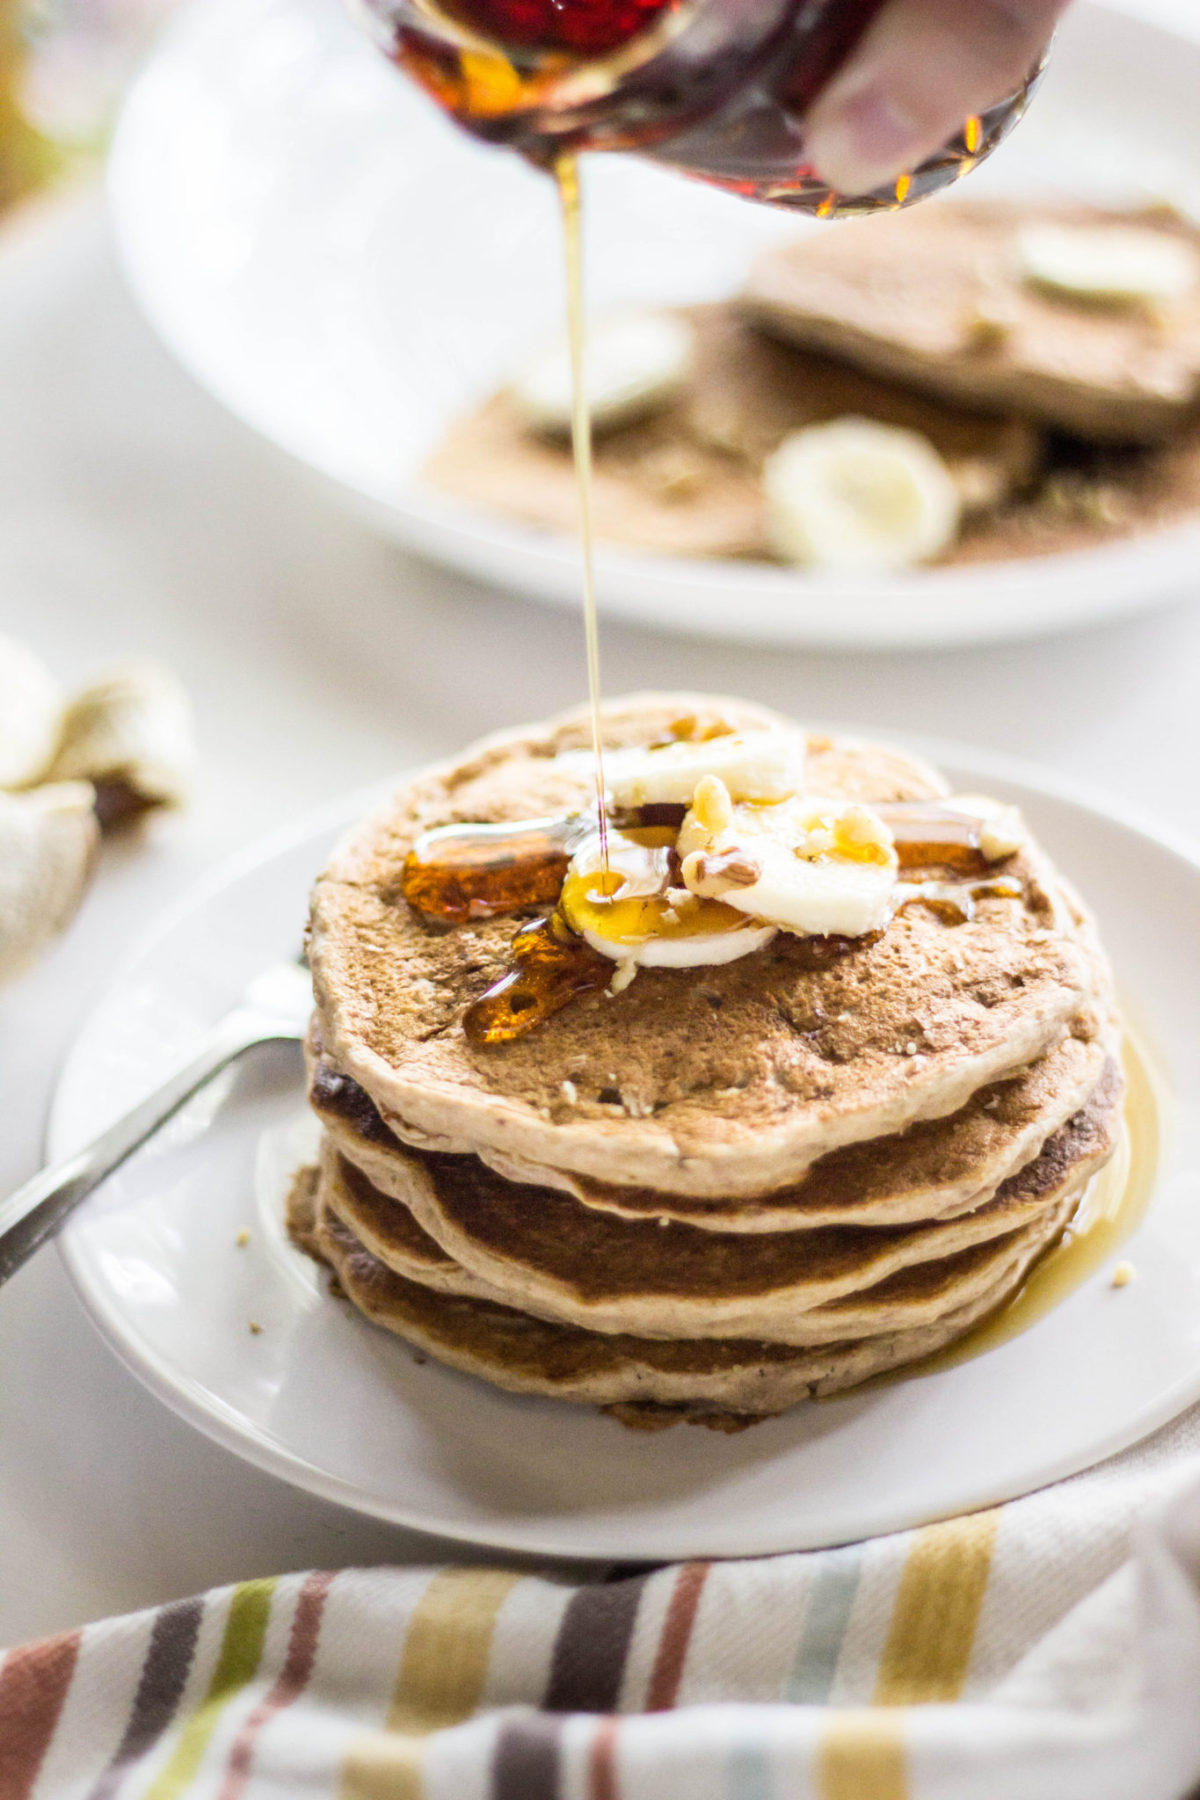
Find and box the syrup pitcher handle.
[0,1013,265,1289]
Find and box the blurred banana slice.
[764,418,962,573]
[0,635,63,789]
[0,783,98,983]
[1018,223,1200,306]
[511,311,695,434]
[46,661,194,829]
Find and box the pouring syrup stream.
[556,151,610,876]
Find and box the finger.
[804,0,1068,197]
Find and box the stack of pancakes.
[294,695,1123,1428]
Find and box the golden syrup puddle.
[889,1024,1164,1386]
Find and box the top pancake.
[308,695,1095,1199]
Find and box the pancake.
[309,1011,1113,1231]
[309,696,1095,1200]
[423,303,1040,562]
[742,202,1200,444]
[298,1180,1078,1414]
[312,1139,507,1303]
[323,1059,1121,1343]
[317,1133,1089,1347]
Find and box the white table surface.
[3,0,1200,1644]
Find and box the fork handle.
[0,1012,271,1288]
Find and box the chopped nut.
[1078,484,1132,529]
[638,443,707,500]
[684,848,762,897]
[235,1229,251,1249]
[249,1320,263,1335]
[693,773,734,835]
[1111,1261,1136,1289]
[696,406,751,459]
[951,457,1008,515]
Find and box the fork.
[0,960,314,1288]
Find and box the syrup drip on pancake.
[400,799,1025,1045]
[877,804,993,876]
[461,914,612,1045]
[402,815,588,923]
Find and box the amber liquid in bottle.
[368,0,1039,215]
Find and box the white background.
[0,0,1196,1644]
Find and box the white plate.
[52,747,1200,1561]
[108,0,1200,649]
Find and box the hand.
[805,0,1070,195]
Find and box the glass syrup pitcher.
[350,0,1046,216]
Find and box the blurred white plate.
[108,0,1200,649]
[52,748,1200,1561]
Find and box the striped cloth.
[8,1408,1200,1800]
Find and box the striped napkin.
[7,1407,1200,1800]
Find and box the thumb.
[804,0,1068,197]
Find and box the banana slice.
[589,729,806,810]
[0,783,98,983]
[949,794,1028,861]
[46,660,194,829]
[764,419,961,573]
[680,792,898,939]
[1018,223,1200,306]
[511,311,694,435]
[560,824,775,970]
[0,635,62,789]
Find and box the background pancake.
[423,304,1040,562]
[742,203,1200,444]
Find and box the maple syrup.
[557,151,610,874]
[901,1028,1162,1380]
[878,804,993,879]
[402,815,587,921]
[559,823,752,944]
[356,0,1043,213]
[463,912,611,1043]
[437,0,674,56]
